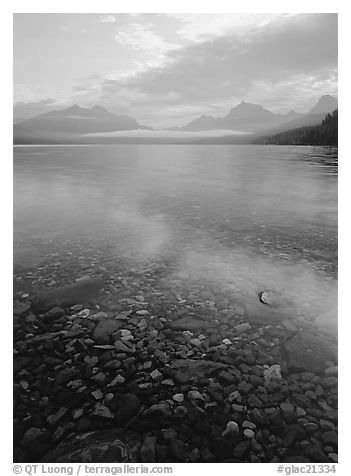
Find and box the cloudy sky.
[13,13,338,127]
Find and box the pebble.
[222,338,232,345]
[234,323,251,334]
[140,436,157,462]
[78,309,90,318]
[325,366,338,377]
[244,429,255,439]
[162,428,178,440]
[188,390,204,401]
[109,375,126,386]
[91,372,106,386]
[242,420,256,430]
[92,403,114,419]
[170,439,189,461]
[150,369,163,381]
[114,341,131,353]
[91,389,104,400]
[136,310,149,316]
[221,421,239,439]
[172,393,184,403]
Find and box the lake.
[13,144,338,331]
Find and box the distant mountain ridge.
[13,105,151,142]
[176,95,338,133]
[13,95,338,144]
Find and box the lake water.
[13,144,338,331]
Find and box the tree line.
[257,109,338,146]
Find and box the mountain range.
[13,105,151,143]
[13,95,337,144]
[175,95,338,132]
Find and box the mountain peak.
[66,104,83,112]
[309,95,338,114]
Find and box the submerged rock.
[264,364,282,386]
[32,278,103,313]
[168,317,213,331]
[93,319,125,344]
[40,430,140,462]
[170,358,227,382]
[283,332,337,374]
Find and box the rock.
[280,401,295,417]
[162,428,178,440]
[143,402,171,418]
[40,429,140,462]
[21,427,44,447]
[222,338,232,345]
[244,429,255,439]
[232,404,245,413]
[170,439,189,461]
[264,365,282,386]
[189,338,202,348]
[55,368,79,385]
[319,420,336,431]
[283,332,337,374]
[174,406,188,418]
[188,390,204,401]
[14,302,31,316]
[218,370,237,384]
[140,436,157,462]
[242,420,256,430]
[78,308,90,318]
[234,323,251,334]
[150,369,163,381]
[228,391,241,404]
[259,290,280,305]
[114,341,132,353]
[47,407,68,425]
[303,445,329,462]
[114,394,141,425]
[92,403,114,419]
[221,421,239,439]
[43,306,65,320]
[161,379,175,386]
[93,319,125,344]
[91,372,106,386]
[170,359,227,381]
[321,431,338,446]
[32,278,103,313]
[328,453,338,463]
[72,409,84,420]
[189,448,201,462]
[136,310,149,316]
[233,440,250,459]
[321,376,338,389]
[325,366,338,377]
[247,394,263,408]
[237,381,253,395]
[282,425,306,447]
[172,394,184,403]
[25,313,37,323]
[109,375,126,386]
[168,317,212,331]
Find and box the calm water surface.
[13,145,338,330]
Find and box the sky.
[13,13,338,127]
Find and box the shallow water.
[13,144,337,330]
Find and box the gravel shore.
[13,275,337,463]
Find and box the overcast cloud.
[14,13,337,127]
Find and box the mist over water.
[14,144,337,331]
